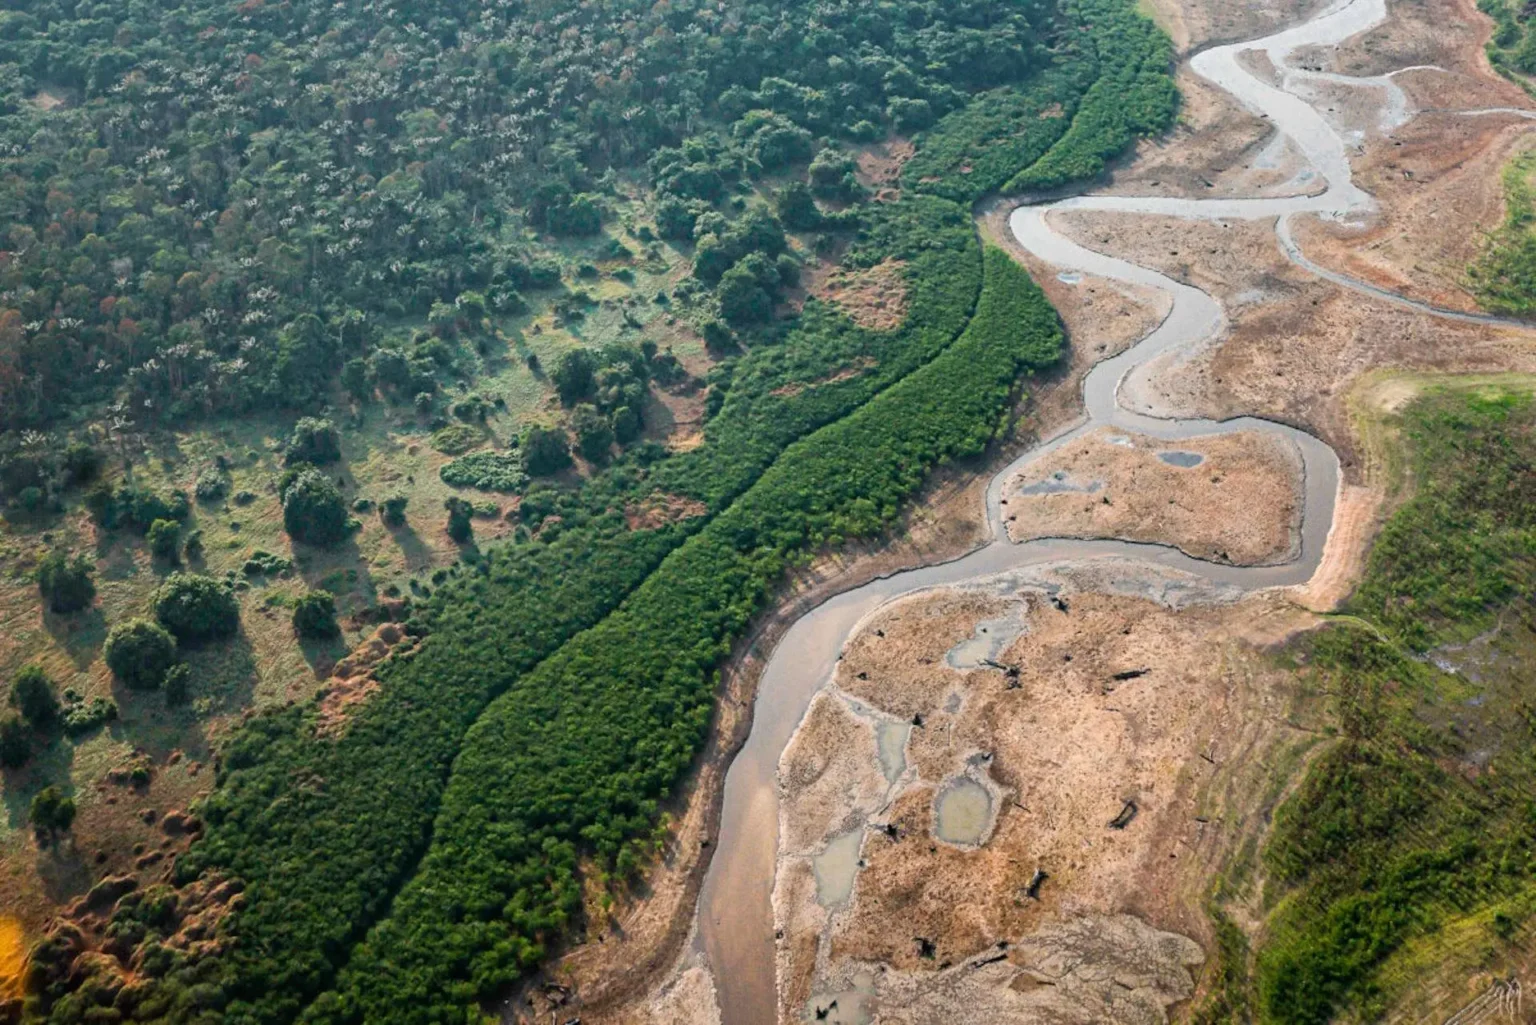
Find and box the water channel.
[693,1,1522,1022]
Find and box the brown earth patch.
[624,492,709,531]
[1050,210,1536,482]
[855,138,914,202]
[768,357,877,399]
[1003,426,1303,565]
[315,622,415,736]
[806,258,909,332]
[19,869,245,1023]
[773,575,1319,1022]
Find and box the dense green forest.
[1208,387,1536,1024]
[3,0,1177,1020]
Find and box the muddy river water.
[692,1,1510,1021]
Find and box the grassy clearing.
[1468,145,1536,315]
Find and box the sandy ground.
[772,570,1317,1024]
[1002,426,1303,565]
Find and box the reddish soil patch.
[807,258,909,332]
[624,493,708,531]
[856,137,914,202]
[769,356,877,399]
[315,622,414,736]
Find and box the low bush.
[439,451,529,492]
[36,550,95,614]
[282,468,350,547]
[104,619,178,691]
[286,418,343,466]
[9,665,59,728]
[153,574,241,643]
[293,592,341,639]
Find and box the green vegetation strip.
[904,0,1177,201]
[1249,387,1536,1025]
[131,199,982,1025]
[1469,148,1536,317]
[310,247,1063,1022]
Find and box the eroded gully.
[693,1,1523,1023]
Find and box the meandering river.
[693,1,1508,1021]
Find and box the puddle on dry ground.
[934,777,994,846]
[806,971,876,1025]
[812,827,865,907]
[1157,450,1205,468]
[944,610,1026,669]
[1014,470,1103,497]
[875,721,910,784]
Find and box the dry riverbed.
[1001,427,1303,565]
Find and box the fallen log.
[1108,800,1138,830]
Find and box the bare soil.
[773,574,1319,1023]
[1003,426,1303,565]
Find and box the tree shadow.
[42,606,108,672]
[0,734,75,832]
[107,629,261,764]
[33,833,95,906]
[382,521,436,576]
[297,633,350,678]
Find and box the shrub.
[572,404,615,463]
[444,498,474,544]
[242,550,291,576]
[36,550,95,614]
[153,573,240,643]
[147,518,182,562]
[10,665,59,728]
[431,424,481,455]
[612,405,642,445]
[439,452,528,492]
[89,483,189,532]
[522,427,572,477]
[552,350,597,406]
[285,417,342,466]
[62,442,103,486]
[380,494,410,527]
[104,619,178,690]
[0,715,29,768]
[163,664,191,706]
[61,694,117,735]
[281,468,350,547]
[293,591,341,639]
[195,468,229,502]
[30,785,76,840]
